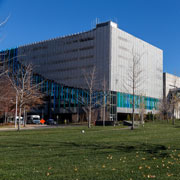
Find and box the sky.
[0,0,180,75]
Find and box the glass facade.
[109,91,117,121]
[117,92,159,110]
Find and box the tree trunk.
[18,107,21,131]
[132,110,135,130]
[172,118,175,125]
[103,92,106,127]
[166,114,169,123]
[140,113,144,125]
[23,108,26,127]
[88,107,91,128]
[131,65,135,130]
[103,110,105,127]
[172,106,175,125]
[4,111,7,124]
[77,107,79,122]
[131,90,135,130]
[15,94,18,129]
[88,93,92,128]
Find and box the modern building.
[163,72,180,119]
[0,21,163,122]
[163,72,180,97]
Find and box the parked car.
[46,119,56,125]
[27,115,40,124]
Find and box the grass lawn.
[0,121,180,180]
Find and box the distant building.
[163,72,180,119]
[0,21,163,122]
[163,72,180,97]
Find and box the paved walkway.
[0,124,133,132]
[0,124,61,131]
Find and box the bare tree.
[75,71,110,127]
[124,48,144,130]
[83,66,96,128]
[102,77,107,126]
[158,97,171,122]
[0,15,10,27]
[98,76,110,126]
[0,67,8,77]
[75,66,100,128]
[0,54,8,77]
[0,75,16,122]
[8,64,44,130]
[169,90,180,125]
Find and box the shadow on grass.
[0,140,170,159]
[50,141,170,158]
